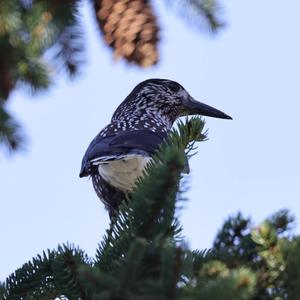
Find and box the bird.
[79,79,232,218]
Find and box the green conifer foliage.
[2,118,300,300]
[0,0,84,153]
[0,0,83,99]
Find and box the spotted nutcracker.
[79,79,232,218]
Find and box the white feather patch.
[98,155,151,192]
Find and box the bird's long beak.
[184,95,232,120]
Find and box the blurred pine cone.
[93,0,159,67]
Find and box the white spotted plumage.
[80,78,231,218]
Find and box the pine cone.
[93,0,159,67]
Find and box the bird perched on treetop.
[80,79,231,218]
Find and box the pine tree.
[0,0,84,153]
[0,0,224,154]
[2,118,300,300]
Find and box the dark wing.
[79,130,168,177]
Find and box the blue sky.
[1,0,300,280]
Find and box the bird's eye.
[167,82,181,93]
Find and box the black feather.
[79,130,167,177]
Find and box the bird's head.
[112,79,232,125]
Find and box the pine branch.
[0,104,26,153]
[163,0,225,33]
[17,58,51,94]
[284,237,300,299]
[4,249,58,300]
[0,281,5,299]
[95,146,185,273]
[95,117,207,272]
[77,265,118,298]
[213,212,258,267]
[189,267,256,300]
[48,0,85,77]
[268,209,295,236]
[0,0,84,154]
[160,245,182,299]
[191,248,218,277]
[53,23,84,77]
[4,244,91,300]
[0,0,84,98]
[117,238,147,293]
